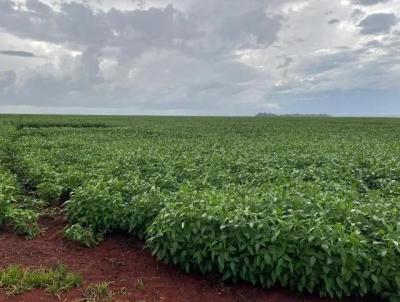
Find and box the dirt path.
[0,217,375,302]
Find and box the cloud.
[217,10,282,49]
[0,70,16,87]
[358,13,398,34]
[277,57,293,78]
[351,0,391,6]
[0,1,200,52]
[0,50,40,57]
[328,18,340,24]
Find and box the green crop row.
[0,163,40,238]
[0,128,41,238]
[148,185,400,299]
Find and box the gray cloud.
[351,9,365,19]
[217,10,282,49]
[328,19,340,25]
[0,70,16,87]
[0,50,39,57]
[352,0,391,5]
[358,13,398,34]
[0,1,201,53]
[277,57,293,78]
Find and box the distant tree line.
[255,112,331,117]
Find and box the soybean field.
[1,115,400,301]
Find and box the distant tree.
[255,112,277,117]
[255,112,331,117]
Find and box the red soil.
[0,217,378,302]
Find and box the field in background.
[1,115,400,301]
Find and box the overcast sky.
[0,0,399,116]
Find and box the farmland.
[1,115,400,301]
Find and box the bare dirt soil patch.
[0,217,378,302]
